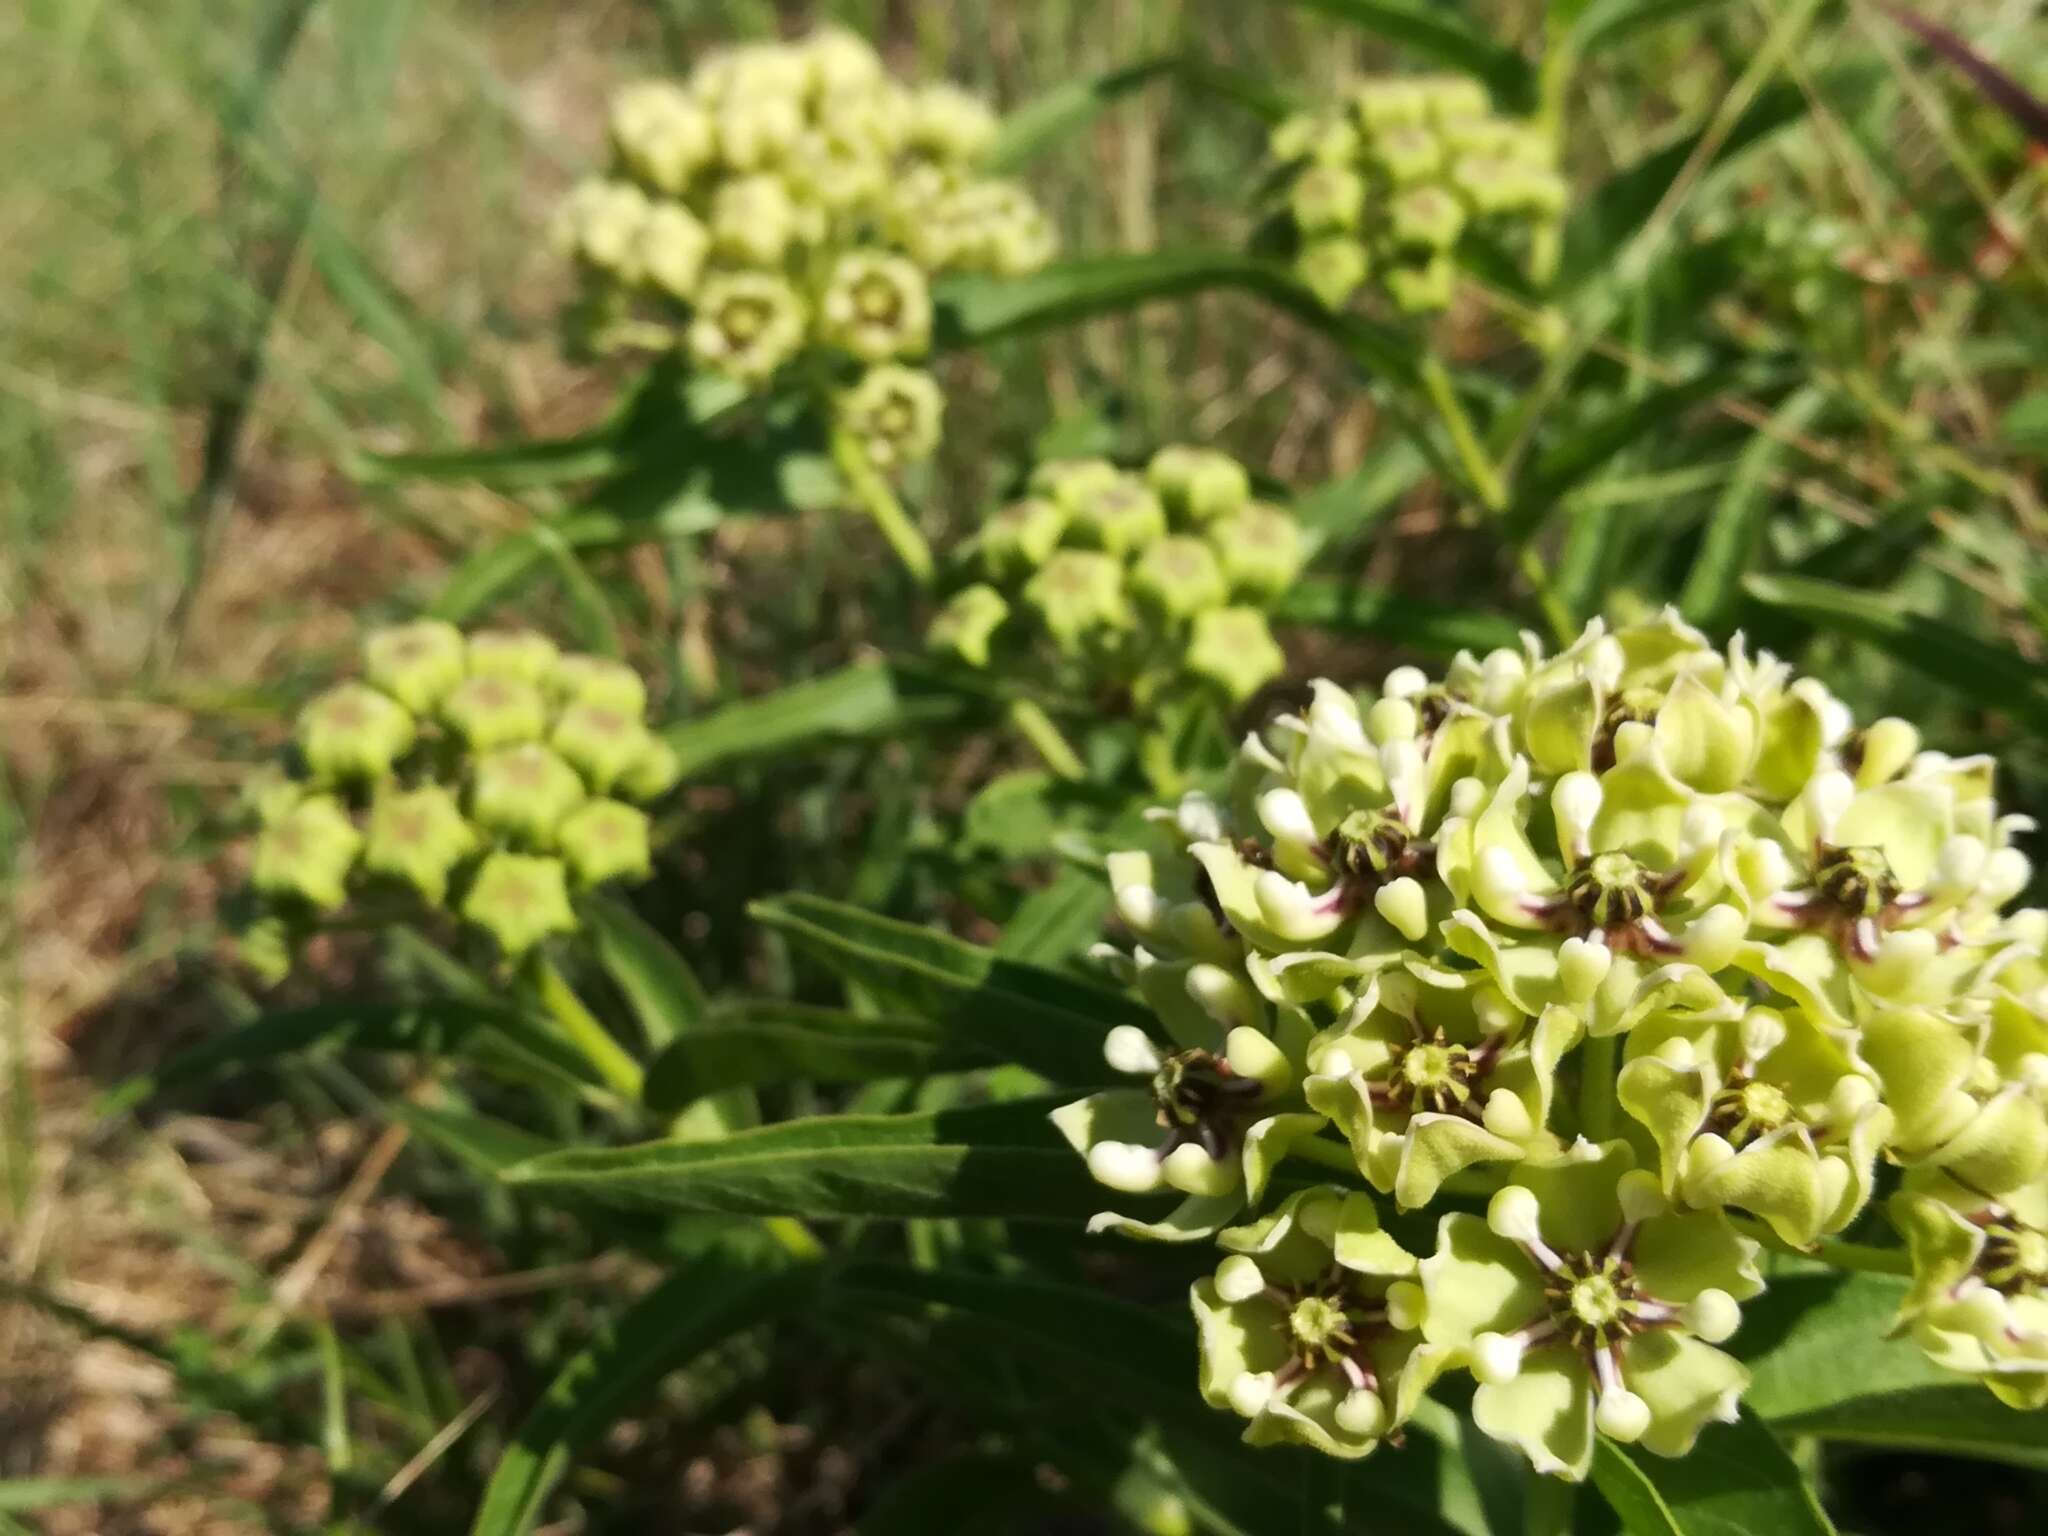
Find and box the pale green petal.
[1888,1188,1985,1321]
[1191,1279,1292,1408]
[1472,1348,1597,1481]
[1418,1213,1546,1347]
[1517,1141,1631,1254]
[1395,1114,1526,1209]
[1089,1192,1242,1243]
[1617,1055,1711,1192]
[1621,1330,1748,1458]
[1833,783,1952,888]
[1631,1209,1763,1303]
[1681,1131,1829,1250]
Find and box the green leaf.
[1568,0,1736,53]
[102,1000,604,1113]
[468,1262,810,1536]
[664,661,966,781]
[388,1100,559,1176]
[995,869,1113,965]
[348,430,625,490]
[856,1453,1068,1535]
[502,1097,1129,1222]
[1999,388,2048,453]
[1742,573,2048,733]
[1677,386,1825,633]
[1591,1409,1834,1536]
[748,892,1139,1084]
[1738,1271,2048,1467]
[580,894,707,1052]
[987,57,1179,170]
[1292,439,1429,553]
[934,251,1415,385]
[432,495,722,626]
[642,1003,978,1114]
[1278,1,1537,107]
[1274,581,1521,653]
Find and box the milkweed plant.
[1060,612,2048,1475]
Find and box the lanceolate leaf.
[995,869,1113,965]
[468,1262,811,1536]
[987,57,1180,170]
[580,894,709,1052]
[1568,0,1736,54]
[349,430,626,491]
[749,893,1137,1084]
[854,1453,1069,1535]
[1277,1,1537,108]
[1677,386,1825,633]
[501,1097,1128,1223]
[664,661,967,781]
[1591,1410,1834,1536]
[642,1004,979,1114]
[1742,573,2048,733]
[1738,1271,2048,1467]
[1274,581,1521,653]
[431,495,722,625]
[388,1100,560,1176]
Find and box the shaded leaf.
[856,1453,1067,1535]
[1569,0,1736,53]
[581,894,708,1052]
[749,892,1139,1084]
[1274,581,1521,653]
[1279,1,1536,108]
[1591,1410,1834,1536]
[996,869,1114,966]
[349,430,625,491]
[988,57,1179,170]
[642,1003,978,1114]
[1677,386,1824,632]
[665,661,968,781]
[502,1097,1129,1223]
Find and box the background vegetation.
[6,0,2048,1530]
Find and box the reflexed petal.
[1472,1348,1597,1481]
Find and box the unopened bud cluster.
[1268,75,1564,316]
[1056,611,2048,1475]
[926,447,1302,710]
[554,29,1054,471]
[241,622,679,969]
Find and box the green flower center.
[1150,1048,1265,1161]
[723,297,770,342]
[1374,1026,1494,1118]
[854,274,902,322]
[1290,1296,1351,1351]
[1813,843,1900,918]
[1332,809,1424,888]
[1566,850,1654,930]
[1569,1273,1625,1329]
[1267,1268,1389,1383]
[1542,1252,1652,1349]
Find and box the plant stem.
[526,953,644,1102]
[1523,1465,1574,1536]
[1007,697,1087,781]
[831,427,934,583]
[1417,356,1576,647]
[1578,1033,1617,1142]
[1729,1216,1913,1277]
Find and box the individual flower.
[609,80,714,194]
[470,744,587,847]
[557,799,654,888]
[363,620,466,713]
[461,852,578,956]
[552,654,649,717]
[1208,503,1302,602]
[926,583,1010,669]
[1065,476,1168,557]
[467,629,560,684]
[819,250,933,361]
[296,684,415,783]
[552,700,658,795]
[1296,236,1371,309]
[1618,1005,1891,1247]
[1129,536,1228,621]
[688,271,807,381]
[1186,608,1286,704]
[835,364,944,469]
[977,497,1068,581]
[1890,1171,2048,1409]
[441,674,548,752]
[1052,1011,1321,1241]
[250,795,362,911]
[1023,550,1131,655]
[555,180,651,277]
[1191,1188,1448,1456]
[361,784,477,906]
[636,203,711,301]
[1419,1141,1761,1480]
[1147,444,1251,524]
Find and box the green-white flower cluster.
[241,622,679,970]
[1056,612,2047,1475]
[1268,75,1564,315]
[926,448,1303,710]
[554,29,1055,472]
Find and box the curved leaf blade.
[502,1097,1124,1222]
[1676,386,1824,633]
[642,1004,976,1114]
[1278,1,1536,107]
[664,661,966,781]
[1274,581,1521,653]
[1591,1409,1834,1536]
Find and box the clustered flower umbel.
[554,29,1055,473]
[240,622,679,971]
[1269,74,1564,316]
[1054,612,2048,1476]
[926,447,1303,710]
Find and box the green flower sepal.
[1617,1005,1891,1247]
[1051,1014,1321,1242]
[1418,1140,1762,1481]
[1305,967,1577,1208]
[461,852,578,956]
[1889,1172,2048,1409]
[1191,1187,1451,1458]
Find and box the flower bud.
[1066,478,1168,557]
[836,364,945,470]
[461,852,578,955]
[557,799,654,887]
[555,180,650,277]
[1208,504,1302,602]
[616,734,683,802]
[468,630,560,685]
[906,82,998,162]
[688,271,807,382]
[1186,607,1286,703]
[1290,163,1367,234]
[1389,186,1468,253]
[470,744,587,846]
[1129,536,1228,620]
[927,583,1010,668]
[979,498,1068,581]
[251,795,362,911]
[1366,123,1443,185]
[1146,444,1251,524]
[1030,458,1123,513]
[296,684,415,783]
[552,655,649,718]
[441,675,548,752]
[1295,235,1370,309]
[714,92,806,173]
[610,82,714,194]
[1023,550,1131,654]
[552,701,657,794]
[1384,255,1456,315]
[363,621,466,713]
[821,250,934,362]
[362,784,477,905]
[635,203,710,301]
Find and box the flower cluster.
[925,447,1303,711]
[1055,611,2046,1476]
[239,622,679,971]
[554,29,1055,472]
[1267,74,1564,315]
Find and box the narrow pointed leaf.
[1677,387,1824,632]
[1278,1,1536,107]
[664,662,967,780]
[1274,581,1521,653]
[1591,1410,1834,1536]
[642,1004,978,1114]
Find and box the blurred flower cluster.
[1268,74,1564,315]
[554,28,1055,472]
[926,447,1303,713]
[1055,611,2048,1476]
[239,622,679,973]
